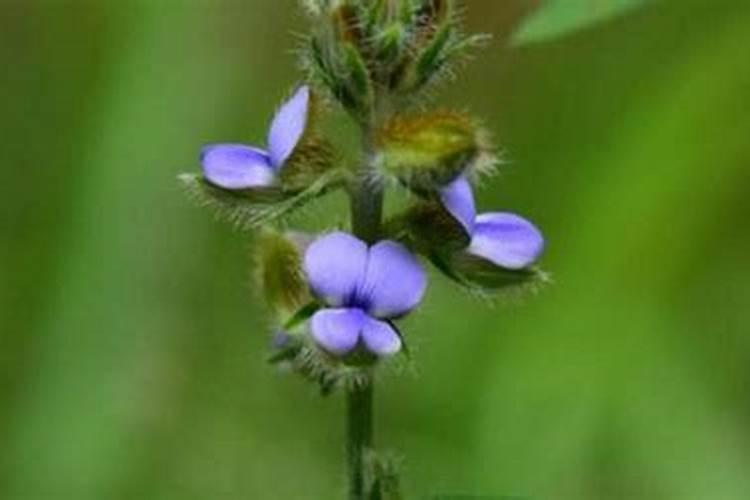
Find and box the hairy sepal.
[432,250,550,297]
[178,169,346,230]
[385,199,471,253]
[279,135,340,192]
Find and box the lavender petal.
[439,175,476,235]
[201,144,275,189]
[310,308,364,355]
[468,212,545,269]
[267,86,310,168]
[358,240,427,319]
[361,317,402,357]
[304,232,368,307]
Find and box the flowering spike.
[178,0,551,495]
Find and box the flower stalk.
[346,380,374,500]
[347,98,383,500]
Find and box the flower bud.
[255,230,312,316]
[373,22,407,68]
[374,111,491,189]
[309,6,374,120]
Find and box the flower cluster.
[181,2,549,498]
[182,0,546,380]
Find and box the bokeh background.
[2,0,750,499]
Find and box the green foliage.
[512,0,648,46]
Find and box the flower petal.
[304,232,368,307]
[468,212,545,270]
[359,241,427,319]
[310,308,364,355]
[267,86,310,168]
[439,175,476,235]
[201,144,275,189]
[361,317,402,357]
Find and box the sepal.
[278,135,339,192]
[385,200,470,253]
[431,250,550,296]
[178,168,346,230]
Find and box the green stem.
[346,130,383,500]
[346,382,374,500]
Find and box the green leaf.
[512,0,648,46]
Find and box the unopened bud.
[374,111,490,189]
[255,230,312,316]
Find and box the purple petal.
[439,175,476,235]
[304,232,368,307]
[201,144,275,189]
[310,308,365,355]
[358,241,427,319]
[361,317,402,357]
[468,213,545,269]
[267,86,310,168]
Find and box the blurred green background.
[2,0,750,499]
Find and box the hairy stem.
[346,131,383,500]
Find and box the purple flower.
[200,86,310,189]
[440,176,544,270]
[303,232,428,357]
